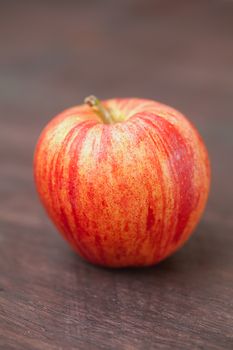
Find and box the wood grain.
[0,1,233,349]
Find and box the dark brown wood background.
[0,1,233,349]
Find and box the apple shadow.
[68,218,231,284]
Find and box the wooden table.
[1,1,232,349]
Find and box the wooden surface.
[0,1,233,349]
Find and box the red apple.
[34,96,210,267]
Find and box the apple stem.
[84,95,114,124]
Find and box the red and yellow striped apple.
[34,96,210,267]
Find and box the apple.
[34,96,210,267]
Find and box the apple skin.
[34,98,210,267]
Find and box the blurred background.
[1,0,233,221]
[1,1,233,349]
